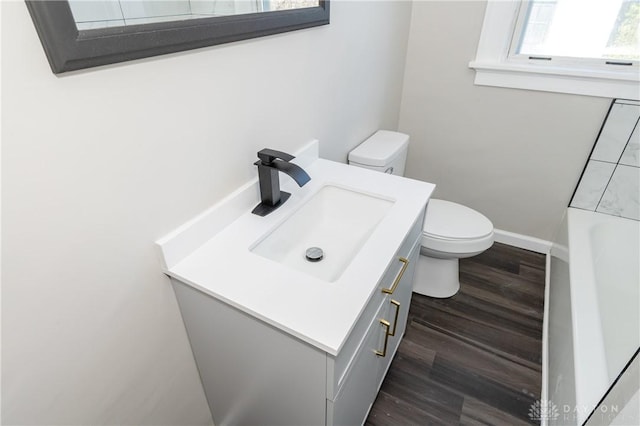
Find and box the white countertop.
[157,142,435,355]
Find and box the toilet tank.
[348,130,409,176]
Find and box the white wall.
[1,1,412,424]
[399,0,611,241]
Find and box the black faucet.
[251,148,311,216]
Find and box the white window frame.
[468,0,640,99]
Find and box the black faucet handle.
[257,148,295,164]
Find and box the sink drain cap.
[305,247,324,262]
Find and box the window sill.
[468,61,639,99]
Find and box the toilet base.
[413,255,460,298]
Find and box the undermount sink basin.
[250,185,394,282]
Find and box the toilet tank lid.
[348,130,409,167]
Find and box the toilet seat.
[421,199,494,256]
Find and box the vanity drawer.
[326,212,424,400]
[326,297,388,426]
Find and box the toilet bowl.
[415,199,494,297]
[348,130,494,298]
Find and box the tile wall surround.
[571,99,640,221]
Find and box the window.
[513,0,639,64]
[469,0,640,99]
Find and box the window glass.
[514,0,639,62]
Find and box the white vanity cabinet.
[326,215,422,425]
[170,212,424,426]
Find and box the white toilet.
[348,130,494,298]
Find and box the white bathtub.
[546,208,639,425]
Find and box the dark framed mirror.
[25,0,329,74]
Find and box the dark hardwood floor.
[366,243,546,426]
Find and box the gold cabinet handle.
[382,257,409,294]
[375,319,391,357]
[388,299,400,337]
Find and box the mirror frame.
[25,0,330,74]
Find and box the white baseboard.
[493,228,552,254]
[541,253,551,426]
